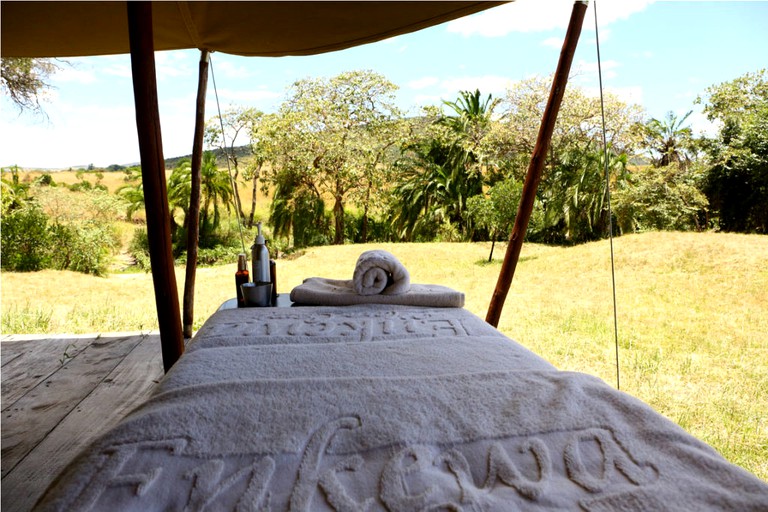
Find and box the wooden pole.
[183,50,210,339]
[127,2,184,371]
[486,0,588,328]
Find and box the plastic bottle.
[235,253,250,308]
[251,222,271,284]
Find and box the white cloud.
[102,64,132,78]
[408,75,518,110]
[154,50,195,81]
[542,37,563,49]
[582,85,644,107]
[447,0,655,36]
[213,60,254,80]
[687,108,720,138]
[51,67,97,85]
[570,59,621,83]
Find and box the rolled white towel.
[352,250,410,295]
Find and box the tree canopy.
[1,57,59,114]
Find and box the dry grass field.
[1,231,767,481]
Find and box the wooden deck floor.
[1,332,165,512]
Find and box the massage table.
[35,303,768,510]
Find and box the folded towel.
[290,277,464,307]
[353,250,410,295]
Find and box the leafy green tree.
[0,204,52,271]
[613,162,708,233]
[262,70,402,244]
[536,147,627,243]
[391,91,499,240]
[466,178,523,261]
[699,69,768,233]
[496,75,643,178]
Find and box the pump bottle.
[251,222,271,284]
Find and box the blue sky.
[2,0,767,169]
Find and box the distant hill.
[163,145,252,170]
[4,145,253,172]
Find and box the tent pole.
[127,2,184,371]
[183,50,210,339]
[486,0,588,328]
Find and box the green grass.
[1,231,766,481]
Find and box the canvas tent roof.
[1,1,505,58]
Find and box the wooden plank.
[1,333,163,512]
[1,334,143,478]
[1,337,94,406]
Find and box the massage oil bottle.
[235,253,250,308]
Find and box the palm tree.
[540,146,627,243]
[391,90,498,240]
[168,151,234,238]
[116,182,145,222]
[638,110,694,169]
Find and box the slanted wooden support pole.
[486,0,588,327]
[183,50,210,339]
[127,2,184,371]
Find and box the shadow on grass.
[474,255,538,266]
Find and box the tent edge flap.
[1,1,507,58]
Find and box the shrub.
[128,228,151,271]
[0,205,52,271]
[49,221,116,276]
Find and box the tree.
[489,76,642,244]
[496,75,643,176]
[634,110,695,169]
[699,69,768,233]
[168,151,234,245]
[537,146,627,243]
[613,162,708,233]
[261,70,402,244]
[391,90,499,241]
[205,106,262,223]
[466,178,523,261]
[1,57,59,114]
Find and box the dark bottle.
[270,259,277,305]
[235,253,250,308]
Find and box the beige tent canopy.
[2,1,505,58]
[1,1,587,371]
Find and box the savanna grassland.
[1,231,766,481]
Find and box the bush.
[128,228,152,271]
[0,205,51,271]
[49,221,116,276]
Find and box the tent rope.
[593,1,621,390]
[209,54,248,256]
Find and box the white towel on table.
[290,277,464,307]
[352,250,410,295]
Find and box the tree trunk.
[361,185,371,243]
[248,163,262,228]
[333,195,344,245]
